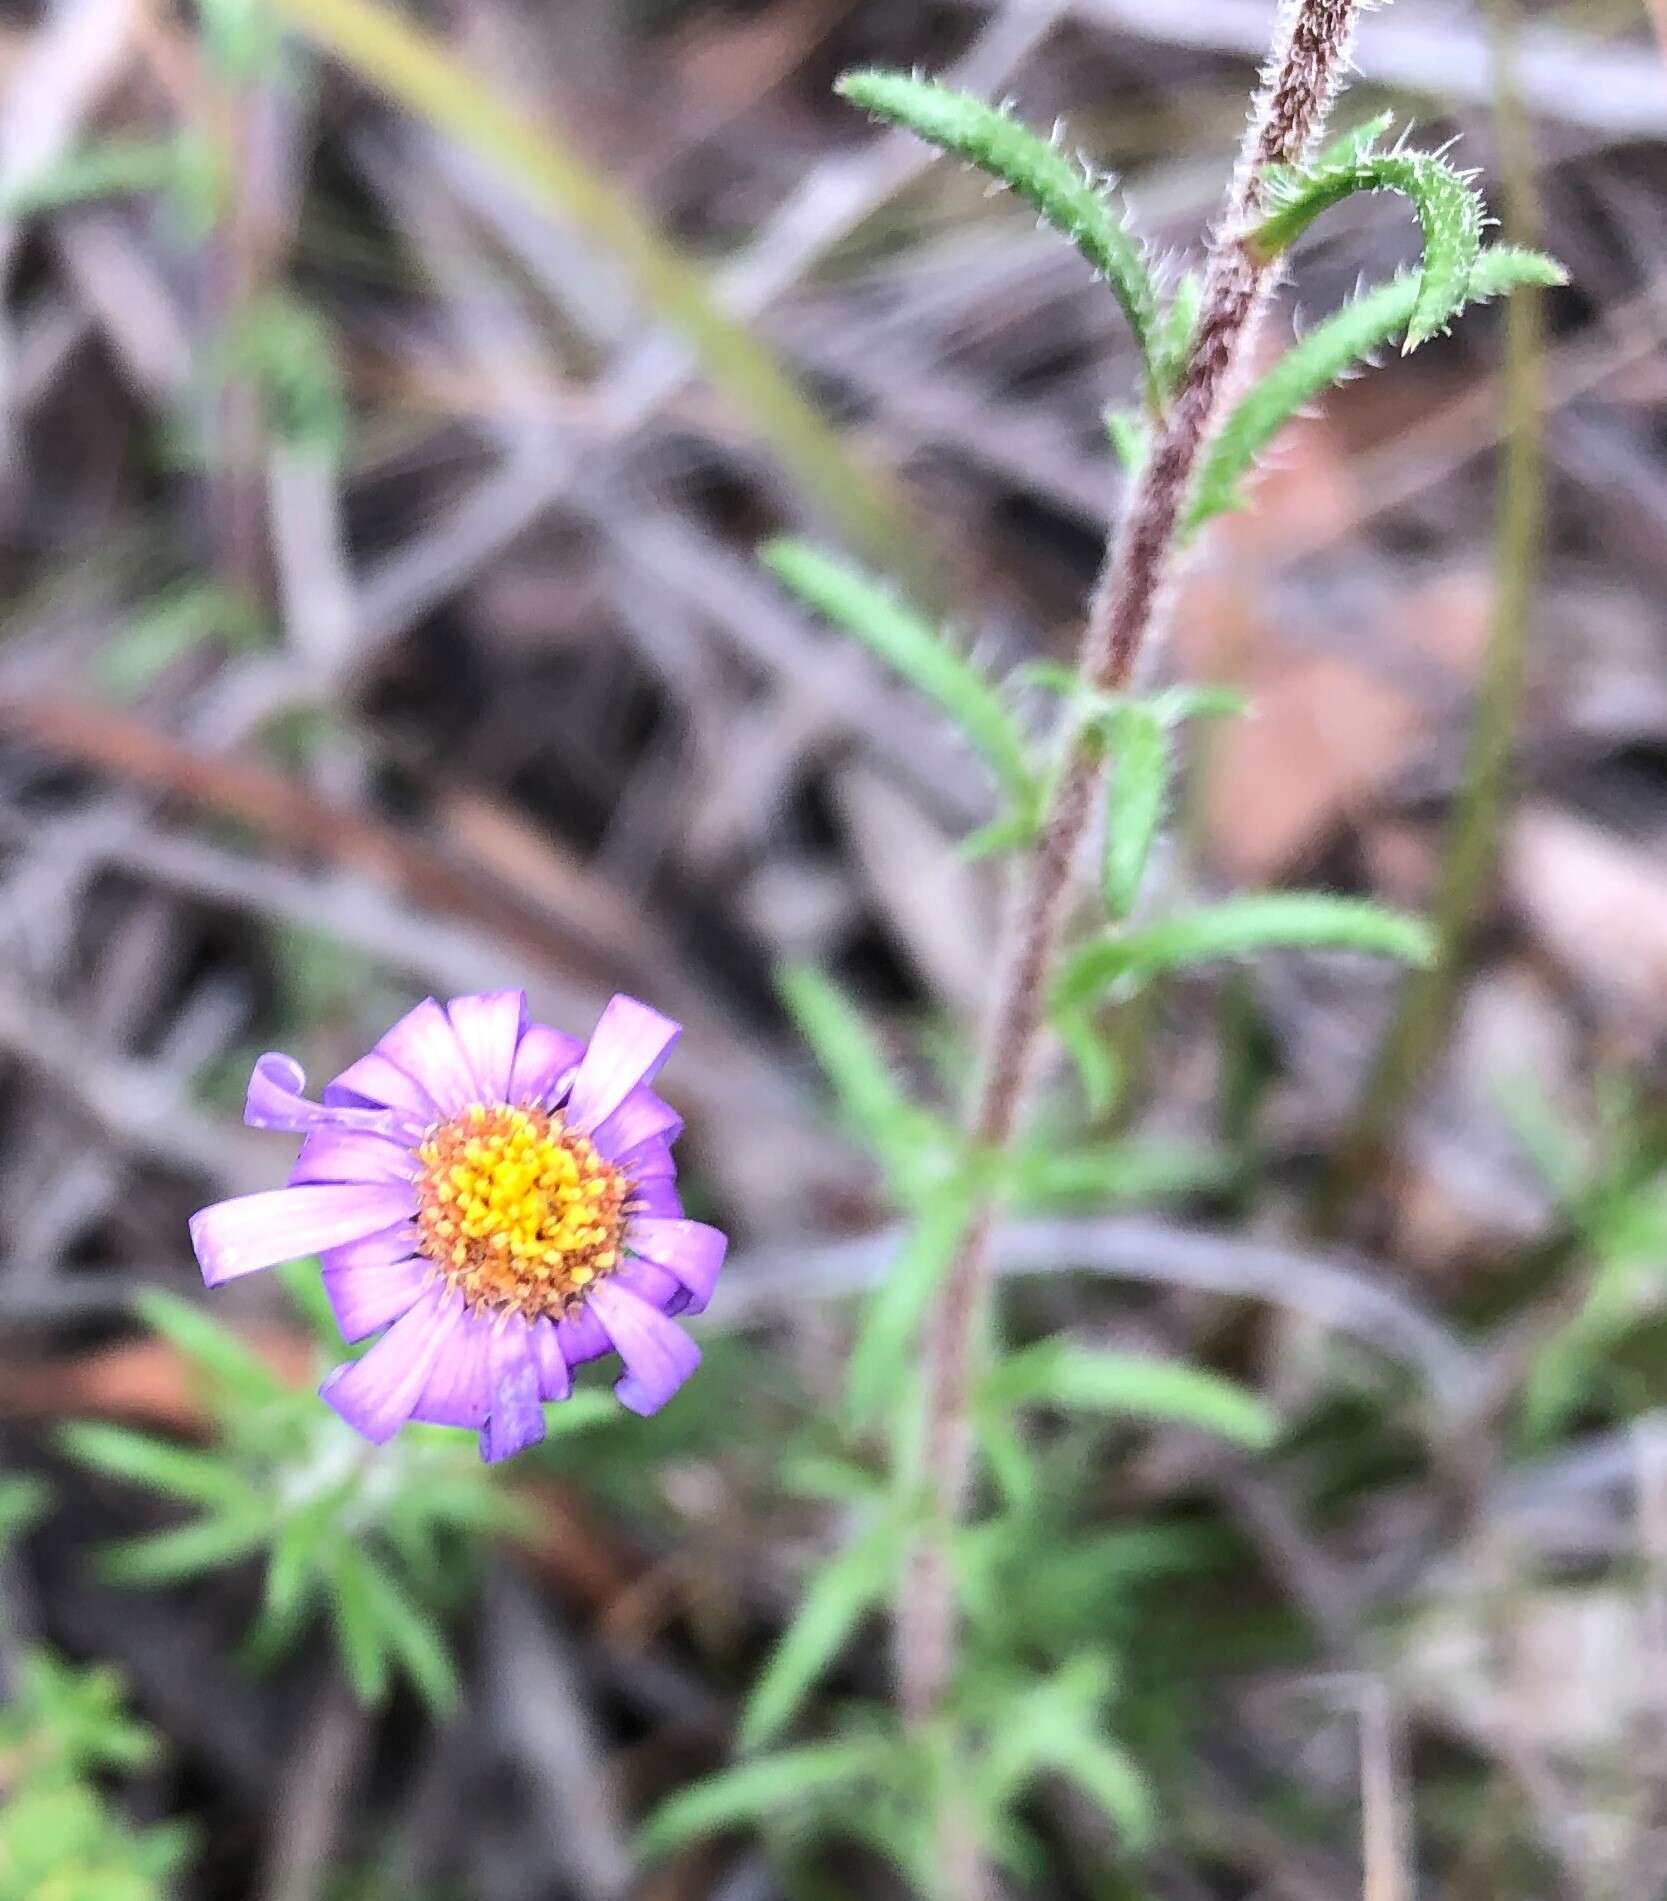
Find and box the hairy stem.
[895,0,1367,1880]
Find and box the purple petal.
[526,1318,571,1402]
[371,998,481,1117]
[406,1305,493,1426]
[507,1022,584,1107]
[590,1085,682,1164]
[617,1137,677,1183]
[323,1051,436,1121]
[246,1053,420,1139]
[319,1289,465,1443]
[446,991,526,1104]
[564,997,681,1137]
[319,1221,422,1272]
[323,1256,432,1342]
[290,1129,417,1188]
[615,1258,685,1313]
[588,1278,700,1416]
[191,1182,416,1287]
[555,1304,610,1367]
[626,1217,727,1316]
[480,1324,546,1463]
[628,1178,684,1221]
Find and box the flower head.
[189,992,727,1463]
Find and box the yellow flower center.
[414,1103,628,1320]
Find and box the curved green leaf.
[764,539,1038,828]
[1252,149,1485,348]
[984,1341,1278,1449]
[1192,245,1567,528]
[1054,893,1436,1012]
[742,1517,901,1747]
[639,1739,884,1858]
[1099,701,1171,920]
[836,70,1160,399]
[59,1424,250,1509]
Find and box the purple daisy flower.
[189,991,727,1464]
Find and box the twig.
[893,5,1368,1885]
[257,1672,372,1901]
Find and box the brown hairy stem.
[894,0,1368,1878]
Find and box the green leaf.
[1,136,193,215]
[1154,270,1202,396]
[0,1474,50,1548]
[1054,893,1435,1011]
[132,1289,289,1405]
[1307,109,1397,174]
[1047,1731,1156,1846]
[264,0,921,590]
[1053,1007,1121,1119]
[224,293,348,455]
[742,1516,901,1747]
[1104,407,1148,477]
[326,1547,391,1706]
[984,1341,1278,1448]
[1191,245,1565,527]
[1005,1137,1228,1208]
[763,539,1037,828]
[779,963,950,1191]
[59,1424,250,1509]
[638,1740,883,1859]
[1251,149,1485,348]
[98,1512,271,1586]
[1099,701,1171,920]
[846,1185,973,1425]
[836,70,1160,400]
[99,582,268,702]
[353,1558,461,1714]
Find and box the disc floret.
[414,1103,628,1319]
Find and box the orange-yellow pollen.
[414,1103,627,1320]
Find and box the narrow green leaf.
[2,137,191,215]
[1191,246,1566,528]
[1104,407,1148,477]
[1053,1008,1121,1119]
[264,0,920,586]
[836,70,1160,396]
[1047,1732,1156,1846]
[98,1513,270,1586]
[778,963,948,1187]
[1099,701,1171,920]
[1306,109,1397,174]
[763,539,1037,824]
[326,1547,391,1706]
[133,1290,289,1405]
[354,1560,461,1714]
[639,1741,881,1859]
[59,1424,249,1509]
[0,1475,50,1548]
[1054,893,1435,1012]
[1251,150,1485,347]
[742,1517,901,1747]
[984,1341,1278,1448]
[846,1184,974,1424]
[1005,1137,1228,1209]
[1154,270,1202,396]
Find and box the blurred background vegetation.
[1,0,1665,1896]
